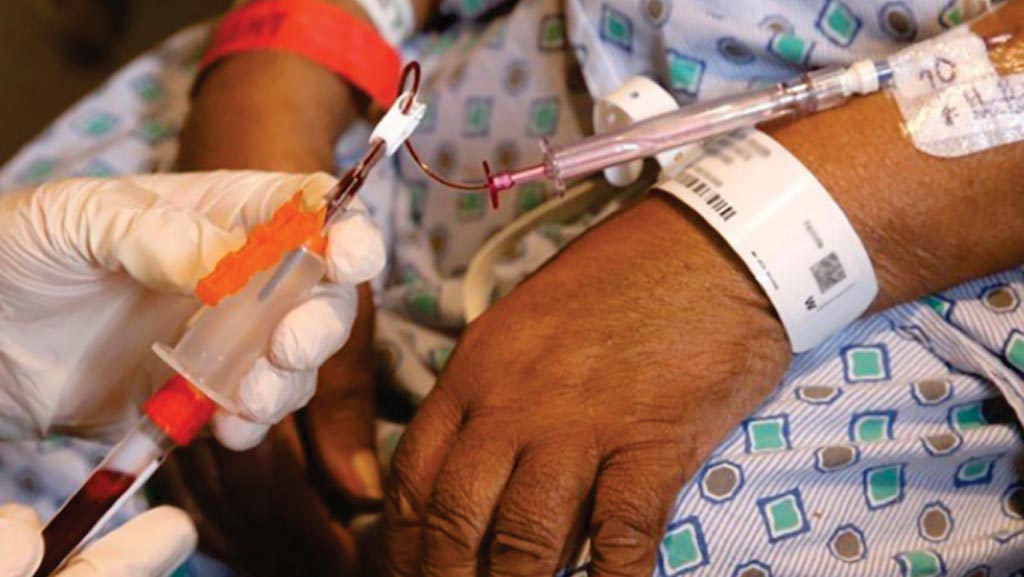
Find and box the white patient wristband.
[349,0,416,46]
[656,130,877,353]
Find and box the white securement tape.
[658,130,877,353]
[889,26,1024,157]
[348,0,416,46]
[593,76,701,187]
[371,91,426,155]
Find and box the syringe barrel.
[162,247,326,411]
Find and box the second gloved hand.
[0,503,196,577]
[0,171,386,450]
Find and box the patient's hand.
[383,196,791,576]
[382,4,1024,573]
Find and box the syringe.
[32,90,422,576]
[484,60,892,199]
[32,175,344,577]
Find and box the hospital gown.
[3,1,1024,576]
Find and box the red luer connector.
[143,374,216,446]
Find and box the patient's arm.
[383,4,1024,576]
[178,0,437,172]
[166,2,434,575]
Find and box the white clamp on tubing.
[658,130,877,352]
[593,76,702,186]
[371,91,427,155]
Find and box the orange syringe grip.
[196,191,327,306]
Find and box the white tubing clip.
[371,91,427,156]
[594,76,702,187]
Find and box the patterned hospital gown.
[2,1,1024,576]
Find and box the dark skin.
[154,4,381,575]
[151,57,376,573]
[154,0,439,573]
[383,4,1024,577]
[156,0,1024,575]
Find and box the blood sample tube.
[34,192,329,576]
[34,376,213,576]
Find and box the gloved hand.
[0,503,196,577]
[0,171,386,450]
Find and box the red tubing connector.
[144,374,216,446]
[483,161,506,209]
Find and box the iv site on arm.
[482,4,1024,203]
[887,21,1024,157]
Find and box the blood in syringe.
[33,468,136,577]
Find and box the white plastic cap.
[843,60,881,95]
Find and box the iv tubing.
[486,60,890,196]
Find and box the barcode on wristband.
[677,172,737,222]
[811,252,846,293]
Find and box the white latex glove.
[0,171,385,450]
[0,503,195,577]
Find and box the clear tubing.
[325,140,385,224]
[34,418,173,576]
[550,83,798,186]
[487,64,882,194]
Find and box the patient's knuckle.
[387,562,419,577]
[490,510,561,562]
[590,513,660,576]
[420,560,458,577]
[423,495,480,554]
[593,513,659,554]
[421,551,476,577]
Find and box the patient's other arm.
[383,4,1024,576]
[164,1,436,574]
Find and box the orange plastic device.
[195,191,327,306]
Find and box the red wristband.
[201,0,401,108]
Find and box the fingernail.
[342,450,383,500]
